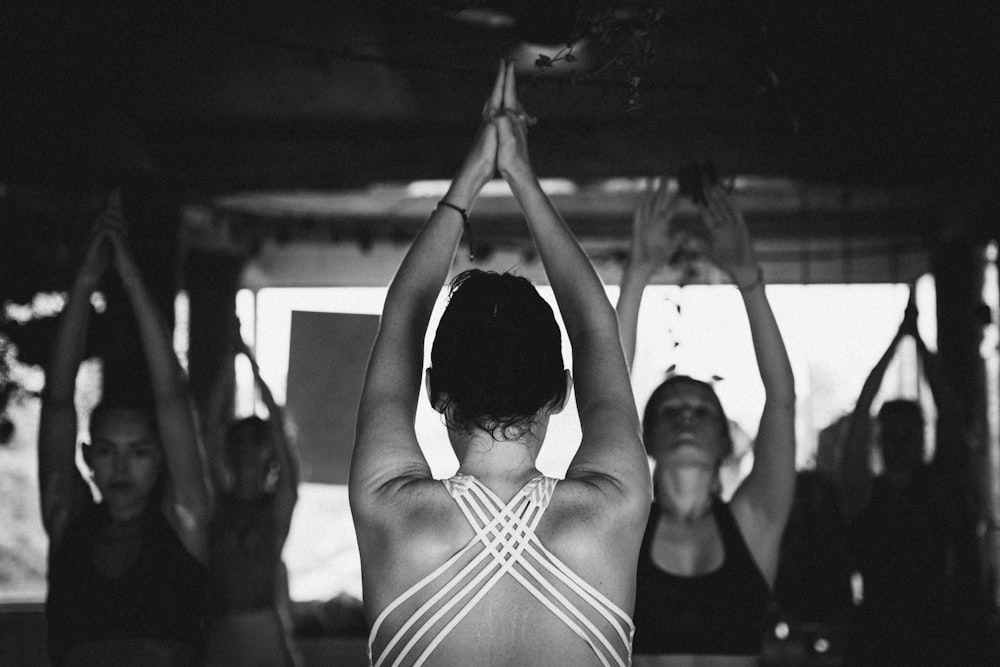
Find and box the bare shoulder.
[355,476,470,559]
[533,477,649,609]
[543,476,650,558]
[355,476,474,615]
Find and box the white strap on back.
[368,475,633,667]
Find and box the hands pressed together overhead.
[463,60,537,191]
[79,191,134,288]
[467,60,762,290]
[899,291,919,337]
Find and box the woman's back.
[366,475,638,667]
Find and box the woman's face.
[645,382,727,469]
[86,408,163,519]
[226,441,278,501]
[878,413,924,472]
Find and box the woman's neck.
[454,428,543,495]
[655,465,716,522]
[100,508,145,540]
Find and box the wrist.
[624,257,658,281]
[76,275,102,292]
[498,161,534,184]
[444,177,482,212]
[435,200,477,261]
[735,266,764,292]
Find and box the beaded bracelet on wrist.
[436,200,476,261]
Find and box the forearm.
[131,313,207,502]
[203,356,232,470]
[117,265,189,401]
[617,262,655,373]
[38,242,109,531]
[741,285,795,406]
[353,184,473,495]
[914,336,958,420]
[916,338,965,473]
[45,278,101,402]
[255,366,299,490]
[502,167,644,489]
[858,331,904,416]
[736,284,796,514]
[840,332,901,476]
[116,260,210,513]
[379,215,463,395]
[838,335,904,515]
[39,276,98,505]
[505,167,618,338]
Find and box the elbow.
[347,478,376,525]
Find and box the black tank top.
[46,504,208,665]
[632,497,771,656]
[208,492,280,612]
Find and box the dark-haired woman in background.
[618,181,796,666]
[39,193,210,666]
[198,332,301,667]
[351,61,650,666]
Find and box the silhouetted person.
[40,193,210,666]
[770,469,852,663]
[840,299,985,665]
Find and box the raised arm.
[493,62,648,504]
[203,345,235,496]
[840,306,909,520]
[349,63,502,512]
[616,179,683,372]
[38,228,110,547]
[241,338,299,544]
[105,195,210,561]
[908,305,966,490]
[701,185,796,575]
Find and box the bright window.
[253,280,934,602]
[0,280,937,604]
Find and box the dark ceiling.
[1,1,999,306]
[3,1,998,193]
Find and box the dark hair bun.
[430,270,566,439]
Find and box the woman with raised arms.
[40,193,210,667]
[350,61,651,667]
[619,181,796,666]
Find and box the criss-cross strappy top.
[368,474,635,667]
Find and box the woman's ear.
[211,458,235,493]
[81,442,94,472]
[264,460,280,493]
[425,368,446,414]
[549,370,573,415]
[711,467,722,495]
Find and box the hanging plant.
[531,2,667,111]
